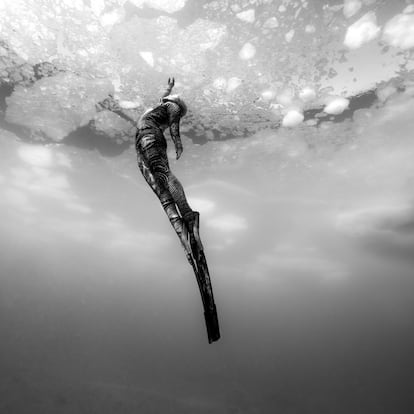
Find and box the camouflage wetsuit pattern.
[135,101,194,233]
[96,86,220,343]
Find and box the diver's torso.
[138,104,169,131]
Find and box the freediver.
[97,78,196,246]
[96,78,220,343]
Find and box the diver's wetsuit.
[135,101,194,233]
[97,85,220,343]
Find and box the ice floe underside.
[0,0,413,147]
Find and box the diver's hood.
[162,94,188,117]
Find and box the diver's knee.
[159,192,174,208]
[166,171,175,185]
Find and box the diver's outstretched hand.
[96,94,122,112]
[160,77,175,100]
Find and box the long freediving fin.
[170,212,220,343]
[189,212,220,343]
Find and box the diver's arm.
[110,108,136,125]
[170,120,183,160]
[167,100,184,159]
[96,95,136,125]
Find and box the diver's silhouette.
[96,79,220,343]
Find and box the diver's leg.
[136,133,220,343]
[135,135,192,251]
[167,172,218,342]
[167,173,198,228]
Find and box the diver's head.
[162,94,187,117]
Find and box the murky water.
[1,0,414,413]
[1,87,414,413]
